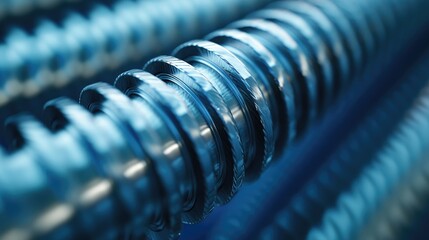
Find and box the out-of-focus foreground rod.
[0,0,427,239]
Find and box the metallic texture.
[190,41,429,240]
[0,0,428,239]
[0,0,270,105]
[308,76,429,240]
[256,56,429,239]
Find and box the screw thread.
[0,0,268,105]
[258,56,429,239]
[0,0,427,239]
[307,77,429,240]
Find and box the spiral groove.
[258,59,429,239]
[0,0,269,105]
[0,0,428,239]
[307,79,429,240]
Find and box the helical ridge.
[0,0,268,105]
[257,56,429,239]
[0,0,428,239]
[306,78,429,240]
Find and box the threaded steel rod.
[0,0,270,105]
[0,0,427,239]
[256,56,429,239]
[307,79,429,240]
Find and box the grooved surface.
[0,0,428,239]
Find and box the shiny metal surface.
[0,0,428,239]
[0,0,271,105]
